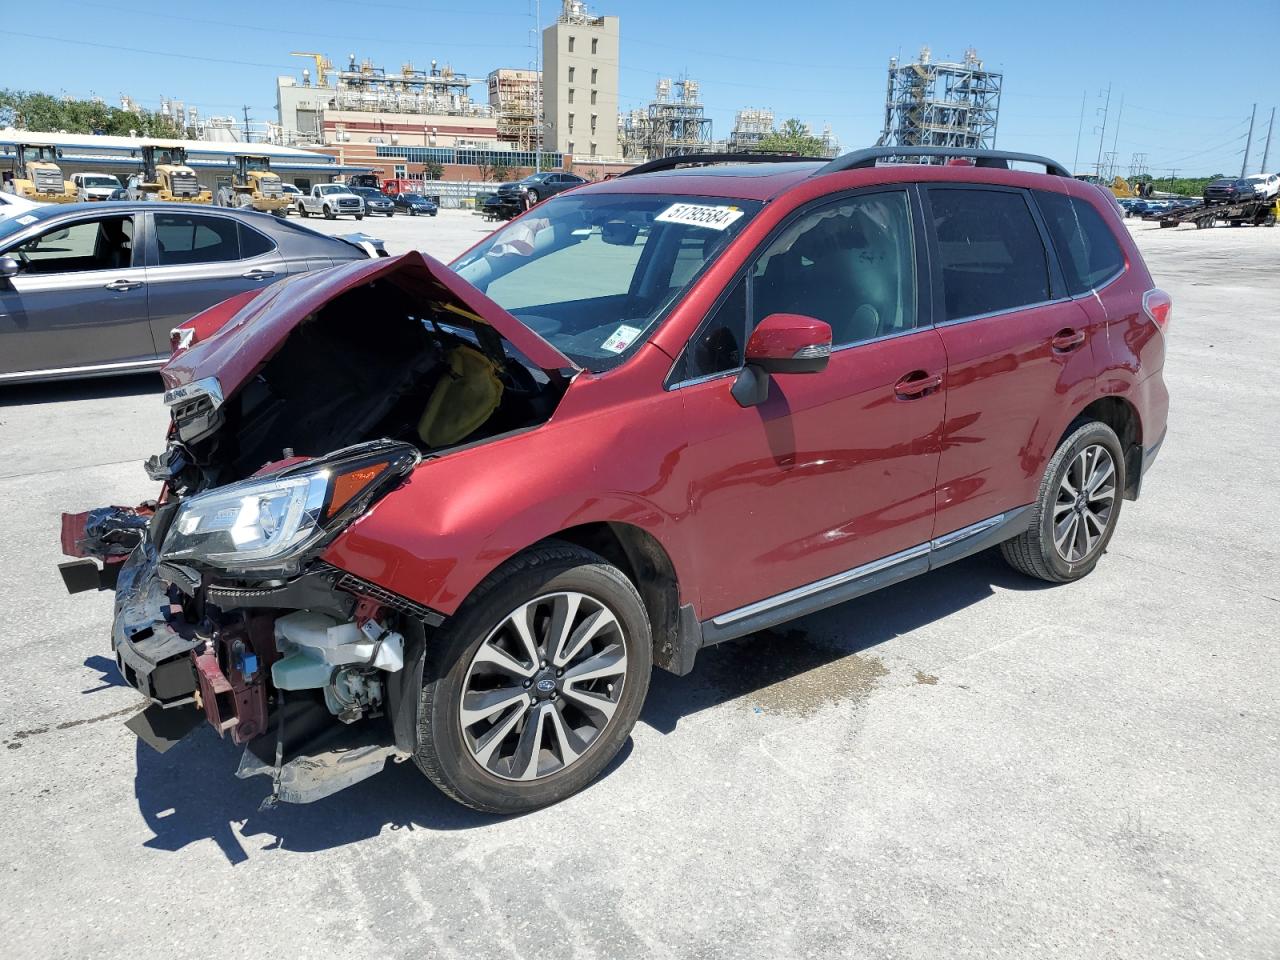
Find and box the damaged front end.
[60,252,578,805]
[84,441,433,805]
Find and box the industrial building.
[0,129,365,194]
[488,68,542,152]
[728,108,775,153]
[877,46,1002,154]
[543,0,621,159]
[620,78,714,161]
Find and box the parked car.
[0,202,385,384]
[295,183,364,220]
[392,192,438,216]
[71,172,123,202]
[351,186,396,217]
[0,190,45,221]
[495,170,588,206]
[1203,177,1256,203]
[59,149,1169,815]
[1240,173,1279,200]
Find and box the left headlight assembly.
[160,441,419,577]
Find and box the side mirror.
[732,313,832,407]
[0,256,19,280]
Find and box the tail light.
[1142,288,1172,334]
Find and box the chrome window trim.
[933,296,1072,329]
[710,511,1010,627]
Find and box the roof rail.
[816,146,1071,178]
[618,152,824,178]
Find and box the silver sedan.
[0,202,385,384]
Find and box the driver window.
[751,191,917,348]
[9,216,134,274]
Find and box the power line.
[0,29,294,69]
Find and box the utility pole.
[1241,103,1256,178]
[242,105,251,142]
[1072,89,1086,175]
[1260,107,1275,174]
[1108,93,1125,181]
[1094,84,1112,177]
[534,0,543,173]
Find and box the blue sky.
[3,0,1275,177]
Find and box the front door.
[675,189,946,620]
[143,210,284,346]
[0,212,156,377]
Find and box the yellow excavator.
[215,155,289,216]
[130,144,212,203]
[5,144,77,202]
[1074,174,1148,198]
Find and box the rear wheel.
[414,542,651,814]
[1001,421,1125,583]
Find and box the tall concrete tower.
[543,0,619,160]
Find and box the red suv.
[60,147,1170,813]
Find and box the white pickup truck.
[296,183,365,220]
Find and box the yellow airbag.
[417,344,504,447]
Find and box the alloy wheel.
[459,592,628,781]
[1053,444,1116,563]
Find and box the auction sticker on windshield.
[655,203,744,231]
[601,324,643,354]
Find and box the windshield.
[317,185,348,195]
[0,207,59,242]
[82,176,119,188]
[403,193,426,201]
[453,192,761,372]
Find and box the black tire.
[409,207,417,216]
[414,542,652,814]
[355,213,363,220]
[526,188,540,204]
[1000,420,1126,583]
[323,205,335,220]
[298,204,309,218]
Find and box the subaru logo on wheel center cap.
[536,678,556,693]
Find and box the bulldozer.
[129,144,211,203]
[1073,174,1144,199]
[215,155,289,216]
[5,143,77,203]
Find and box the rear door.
[0,211,157,377]
[143,210,284,345]
[675,187,947,620]
[923,185,1098,538]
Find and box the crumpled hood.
[161,251,577,395]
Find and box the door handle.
[894,370,944,399]
[104,278,143,291]
[242,268,276,280]
[1051,328,1087,352]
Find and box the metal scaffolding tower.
[327,56,489,118]
[728,108,775,152]
[620,77,713,160]
[877,46,1002,155]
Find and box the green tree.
[756,118,827,157]
[0,89,184,137]
[424,160,444,181]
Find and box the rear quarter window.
[1035,191,1125,295]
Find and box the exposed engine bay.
[59,258,575,806]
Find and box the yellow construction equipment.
[132,145,212,203]
[5,144,77,203]
[1073,174,1140,198]
[216,155,289,216]
[291,51,334,87]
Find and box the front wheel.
[323,205,335,220]
[526,188,540,204]
[355,213,364,220]
[1001,420,1125,583]
[414,542,651,814]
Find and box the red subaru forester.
[61,147,1169,813]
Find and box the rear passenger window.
[155,214,239,265]
[1034,191,1125,295]
[928,189,1049,320]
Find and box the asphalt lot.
[1,210,1277,959]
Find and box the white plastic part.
[273,610,404,672]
